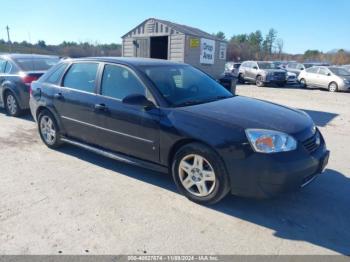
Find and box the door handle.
[54,93,63,99]
[94,103,108,112]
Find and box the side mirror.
[300,68,305,71]
[253,66,258,70]
[327,73,331,76]
[122,94,155,110]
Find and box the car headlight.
[245,129,297,153]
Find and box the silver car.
[298,66,350,92]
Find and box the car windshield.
[257,62,276,69]
[329,67,350,76]
[13,57,59,71]
[140,65,233,107]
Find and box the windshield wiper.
[175,100,204,107]
[175,95,234,107]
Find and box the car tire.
[4,91,22,117]
[256,76,264,87]
[171,143,231,205]
[328,82,338,92]
[38,110,63,148]
[238,74,245,84]
[300,78,307,88]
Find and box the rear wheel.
[4,91,22,117]
[238,74,245,84]
[328,82,338,92]
[38,110,62,148]
[256,76,264,87]
[299,78,307,88]
[172,143,230,205]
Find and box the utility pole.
[6,25,12,52]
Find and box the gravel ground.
[0,84,349,255]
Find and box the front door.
[54,62,101,144]
[94,63,160,163]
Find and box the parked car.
[238,61,287,87]
[30,57,329,204]
[286,62,330,77]
[271,61,298,84]
[0,54,59,116]
[342,64,350,72]
[225,62,241,76]
[298,66,350,92]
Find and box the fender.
[34,99,67,135]
[0,82,22,108]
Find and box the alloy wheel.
[6,94,17,115]
[40,115,56,145]
[178,154,216,197]
[329,83,337,92]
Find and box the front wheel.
[256,76,264,87]
[4,91,22,117]
[328,82,338,92]
[38,110,63,148]
[172,143,230,205]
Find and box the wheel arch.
[36,106,64,133]
[167,138,225,171]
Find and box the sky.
[0,0,349,54]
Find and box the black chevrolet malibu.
[29,57,330,204]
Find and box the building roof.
[122,18,223,41]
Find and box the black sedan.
[29,57,329,204]
[0,54,59,116]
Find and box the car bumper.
[223,139,329,198]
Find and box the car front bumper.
[223,138,330,198]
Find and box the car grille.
[273,72,286,79]
[302,132,320,153]
[288,76,296,80]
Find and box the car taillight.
[22,75,39,86]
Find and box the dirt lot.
[0,84,349,255]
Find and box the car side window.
[318,68,328,75]
[4,61,12,73]
[63,63,98,93]
[0,59,6,73]
[306,67,319,74]
[101,64,145,100]
[46,63,68,84]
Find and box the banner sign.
[200,38,215,64]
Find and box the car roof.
[0,53,59,59]
[67,57,187,67]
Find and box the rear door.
[305,67,319,86]
[93,63,160,162]
[315,67,330,88]
[53,62,101,144]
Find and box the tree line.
[1,32,350,65]
[0,39,122,57]
[214,30,350,65]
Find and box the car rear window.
[13,57,59,71]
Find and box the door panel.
[54,88,99,144]
[93,97,160,162]
[54,62,100,144]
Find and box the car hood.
[178,96,313,136]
